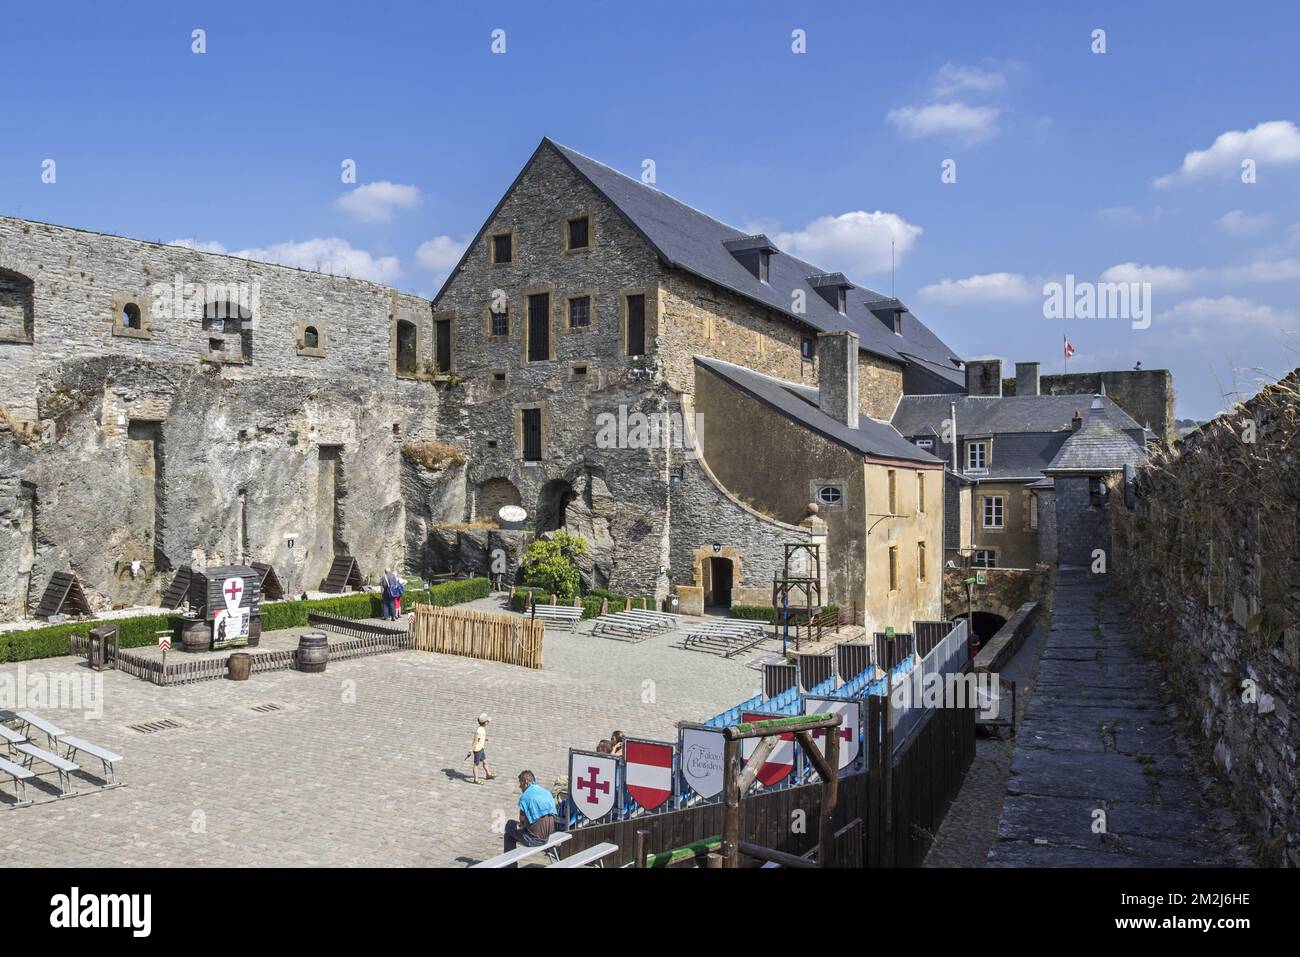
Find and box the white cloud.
[336,181,424,223]
[416,235,468,272]
[773,211,922,277]
[1158,296,1298,342]
[168,236,401,283]
[916,272,1038,306]
[1216,209,1272,236]
[1100,262,1198,292]
[886,102,1001,144]
[1154,120,1300,187]
[933,63,1007,97]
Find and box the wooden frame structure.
[250,562,285,601]
[160,566,192,609]
[34,572,93,620]
[320,556,364,593]
[720,712,842,868]
[771,542,822,652]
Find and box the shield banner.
[803,697,861,770]
[624,738,674,811]
[679,726,725,799]
[569,750,618,823]
[740,711,795,787]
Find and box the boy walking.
[467,713,496,784]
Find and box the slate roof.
[1044,410,1147,473]
[694,355,944,466]
[435,138,965,385]
[892,393,1143,437]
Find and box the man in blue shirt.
[504,770,559,858]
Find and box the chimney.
[1071,409,1083,431]
[1014,361,1040,396]
[964,358,1003,396]
[1090,393,1103,411]
[817,330,859,429]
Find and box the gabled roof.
[891,393,1143,437]
[694,355,944,466]
[435,137,964,386]
[1044,410,1147,474]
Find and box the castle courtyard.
[1,602,762,867]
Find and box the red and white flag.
[624,739,674,811]
[741,712,795,787]
[1063,336,1076,360]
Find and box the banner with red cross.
[568,749,619,823]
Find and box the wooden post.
[634,829,647,869]
[819,720,840,867]
[722,736,741,868]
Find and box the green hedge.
[729,604,840,625]
[0,577,491,663]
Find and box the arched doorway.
[705,556,733,610]
[957,611,1007,655]
[536,479,576,533]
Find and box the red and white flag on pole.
[1063,336,1076,360]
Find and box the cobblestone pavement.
[988,570,1251,867]
[1,599,762,867]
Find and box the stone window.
[489,306,509,338]
[972,549,996,568]
[917,541,927,582]
[966,440,988,472]
[801,335,816,360]
[569,362,589,382]
[298,319,326,357]
[0,268,34,343]
[396,319,418,375]
[111,291,151,341]
[490,231,513,265]
[917,473,925,514]
[982,495,1004,529]
[566,214,592,252]
[568,295,591,329]
[888,470,898,513]
[1089,477,1108,507]
[517,404,545,462]
[814,483,844,509]
[203,299,252,363]
[888,545,898,591]
[489,369,507,394]
[624,293,646,356]
[525,291,552,362]
[435,318,453,373]
[1029,493,1039,529]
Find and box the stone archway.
[477,477,522,521]
[536,479,576,533]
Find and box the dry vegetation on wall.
[1109,369,1300,862]
[0,406,39,445]
[400,440,465,471]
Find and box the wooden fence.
[411,604,544,669]
[561,673,977,868]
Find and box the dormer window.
[808,272,853,313]
[800,335,816,360]
[723,234,778,282]
[866,297,907,335]
[893,311,902,334]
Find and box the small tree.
[520,532,590,599]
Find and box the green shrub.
[519,533,589,600]
[580,596,604,620]
[730,604,775,623]
[0,612,181,664]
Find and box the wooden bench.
[528,604,582,632]
[15,743,79,797]
[469,830,571,868]
[15,711,64,748]
[61,736,124,789]
[0,754,34,807]
[551,842,618,868]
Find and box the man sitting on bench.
[504,769,559,864]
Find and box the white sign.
[569,751,618,823]
[803,697,861,770]
[157,633,171,653]
[498,505,526,523]
[680,726,725,799]
[220,576,244,613]
[213,608,249,648]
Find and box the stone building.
[427,137,964,620]
[891,359,1147,569]
[0,216,440,619]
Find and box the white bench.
[61,736,124,789]
[15,711,64,748]
[15,743,79,797]
[470,830,571,868]
[551,842,618,868]
[0,723,27,750]
[529,604,583,632]
[0,754,34,807]
[591,613,662,642]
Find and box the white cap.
[478,713,490,724]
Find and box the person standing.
[467,713,495,785]
[379,568,402,621]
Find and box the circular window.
[816,485,842,506]
[122,302,141,329]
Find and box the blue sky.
[3,0,1299,419]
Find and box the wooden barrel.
[247,613,262,647]
[297,632,328,673]
[227,652,251,681]
[179,617,210,653]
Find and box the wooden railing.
[411,604,543,669]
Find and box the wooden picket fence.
[411,604,544,669]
